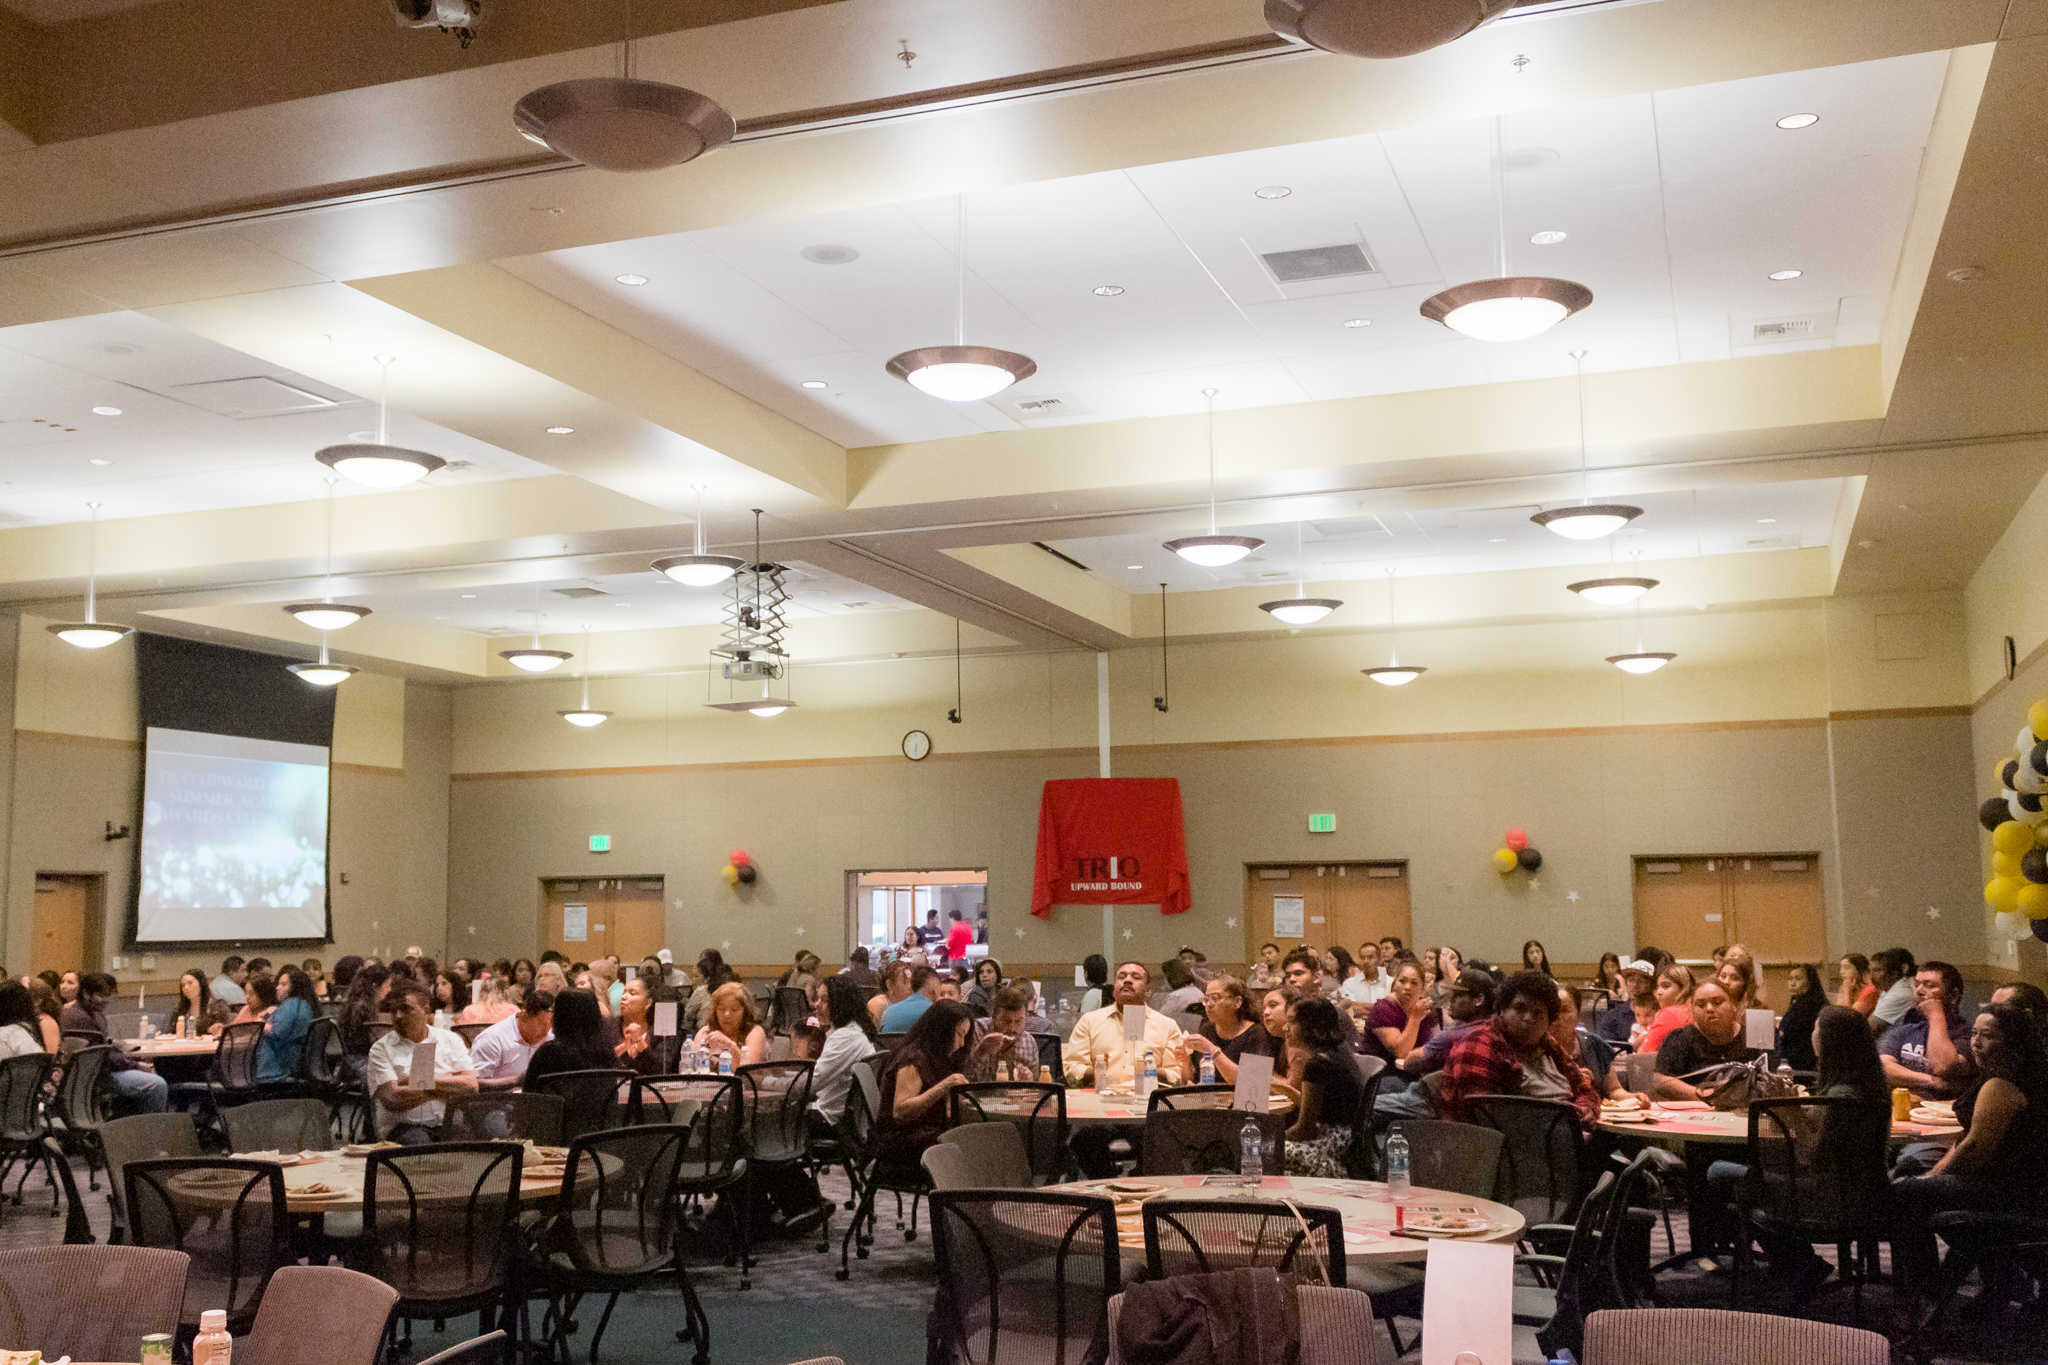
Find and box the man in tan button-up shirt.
[1065,961,1186,1176]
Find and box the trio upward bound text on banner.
[1030,777,1192,919]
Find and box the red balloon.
[729,849,751,867]
[1505,828,1529,851]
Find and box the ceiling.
[0,0,2039,695]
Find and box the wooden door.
[607,879,667,963]
[1633,858,1727,961]
[1727,856,1824,962]
[1323,864,1413,958]
[542,878,605,961]
[1245,865,1319,964]
[32,874,95,978]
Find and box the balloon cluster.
[720,849,758,887]
[1982,696,2048,944]
[1491,827,1543,875]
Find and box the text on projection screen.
[137,727,329,942]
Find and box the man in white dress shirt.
[1064,962,1186,1177]
[365,981,479,1143]
[469,989,555,1091]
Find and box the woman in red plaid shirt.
[1438,970,1600,1131]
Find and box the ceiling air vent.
[1261,242,1375,284]
[1751,319,1811,343]
[553,586,609,599]
[167,376,341,418]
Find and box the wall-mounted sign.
[1273,895,1305,938]
[589,835,612,853]
[562,903,588,942]
[1308,813,1336,833]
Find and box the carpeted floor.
[0,1152,2038,1365]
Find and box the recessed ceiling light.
[461,594,477,599]
[1757,518,1776,524]
[1776,113,1820,129]
[1342,318,1371,329]
[88,459,112,467]
[1487,538,1506,543]
[1529,231,1567,245]
[91,406,122,416]
[800,380,829,390]
[614,274,649,286]
[801,244,860,265]
[1092,285,1125,297]
[545,426,575,435]
[613,601,630,607]
[1768,269,1803,281]
[1127,565,1144,570]
[1253,185,1292,200]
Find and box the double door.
[1631,854,1824,963]
[1242,863,1412,966]
[541,876,666,963]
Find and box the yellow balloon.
[721,863,739,886]
[2031,696,2048,742]
[1994,851,2023,880]
[1992,877,2024,915]
[1994,820,2035,856]
[1987,878,2005,907]
[1492,848,1517,873]
[2021,883,2048,919]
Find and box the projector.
[390,0,479,31]
[722,659,781,683]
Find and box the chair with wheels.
[929,1190,1120,1365]
[39,1136,94,1245]
[0,1052,59,1213]
[1342,1054,1390,1178]
[1467,1095,1589,1245]
[734,1060,826,1264]
[99,1112,203,1244]
[933,1121,1034,1189]
[1139,1108,1286,1178]
[170,1021,267,1140]
[124,1157,289,1335]
[530,1125,690,1364]
[356,1143,526,1361]
[445,1092,566,1145]
[1145,1084,1236,1111]
[237,1264,399,1365]
[1388,1118,1504,1199]
[1514,1147,1677,1362]
[526,1069,634,1144]
[1730,1097,1891,1316]
[1142,1198,1346,1286]
[223,1097,334,1155]
[835,1062,931,1280]
[949,1082,1067,1184]
[46,1043,116,1193]
[657,1076,750,1317]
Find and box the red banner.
[1031,777,1191,919]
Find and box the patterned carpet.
[0,1150,2037,1365]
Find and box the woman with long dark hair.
[523,989,616,1085]
[257,966,315,1084]
[1079,955,1110,1013]
[613,972,682,1075]
[1591,952,1624,996]
[810,976,881,1131]
[1283,997,1365,1177]
[1522,940,1554,977]
[876,999,974,1164]
[0,983,43,1058]
[1776,964,1827,1071]
[171,968,231,1038]
[337,962,393,1058]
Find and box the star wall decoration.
[1123,928,1133,940]
[1226,917,1238,928]
[1014,927,1026,938]
[467,924,477,934]
[1926,906,1941,921]
[795,926,806,936]
[721,940,732,951]
[1565,891,1580,904]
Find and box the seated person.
[880,965,939,1032]
[1891,1001,2048,1304]
[1550,980,1638,1105]
[1246,943,1283,993]
[1439,970,1598,1131]
[365,980,478,1143]
[1362,959,1437,1068]
[61,972,169,1115]
[1399,969,1494,1081]
[1651,980,1759,1102]
[1596,959,1659,1045]
[1155,958,1205,1022]
[1991,980,2048,1048]
[468,989,554,1091]
[1176,975,1278,1085]
[810,977,881,1135]
[875,999,976,1166]
[614,974,683,1074]
[1064,962,1187,1177]
[1641,963,1697,1052]
[1879,961,1976,1100]
[693,982,768,1069]
[964,985,1041,1081]
[1283,997,1366,1177]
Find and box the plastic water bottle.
[1141,1050,1157,1098]
[1239,1114,1264,1185]
[1199,1052,1216,1086]
[718,1050,733,1077]
[1387,1131,1412,1202]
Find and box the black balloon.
[2004,760,2022,788]
[1984,796,2014,831]
[2035,917,2048,945]
[2024,849,2048,885]
[736,863,757,884]
[2021,792,2044,814]
[1517,848,1543,872]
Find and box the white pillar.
[1097,651,1114,963]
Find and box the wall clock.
[902,729,932,761]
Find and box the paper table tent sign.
[1031,777,1192,918]
[409,1040,438,1091]
[1421,1239,1512,1365]
[653,1001,678,1037]
[1745,1008,1776,1049]
[1232,1053,1273,1112]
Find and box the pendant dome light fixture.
[560,628,611,727]
[513,0,734,173]
[886,196,1037,402]
[1605,567,1675,673]
[283,479,372,631]
[1421,117,1592,343]
[287,639,357,687]
[1165,389,1264,567]
[47,502,133,649]
[315,355,445,488]
[651,485,744,586]
[1362,569,1426,686]
[500,589,573,673]
[1532,351,1642,541]
[1567,577,1658,606]
[1259,523,1343,624]
[1265,0,1514,59]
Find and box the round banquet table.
[1597,1102,1962,1149]
[1035,1174,1523,1268]
[122,1036,219,1060]
[174,1146,584,1214]
[984,1088,1292,1126]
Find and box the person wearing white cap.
[1595,959,1660,1046]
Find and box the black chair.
[929,1190,1120,1365]
[0,1052,59,1211]
[1342,1053,1390,1178]
[99,1111,203,1244]
[46,1043,116,1192]
[1145,1084,1236,1111]
[60,1028,107,1050]
[1387,1118,1504,1199]
[445,1092,566,1145]
[1514,1147,1679,1362]
[950,1082,1069,1184]
[1139,1107,1287,1178]
[878,1032,909,1053]
[530,1124,690,1363]
[222,1097,333,1155]
[171,1021,267,1138]
[652,1074,749,1327]
[526,1069,633,1144]
[734,1060,824,1265]
[1912,1209,2048,1354]
[1467,1094,1588,1233]
[299,1015,347,1101]
[1032,1032,1063,1083]
[356,1143,526,1358]
[124,1157,289,1334]
[41,1136,94,1245]
[770,987,811,1038]
[836,1061,931,1280]
[1731,1097,1892,1314]
[238,1264,399,1365]
[1143,1197,1347,1287]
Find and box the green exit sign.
[589,835,612,853]
[1308,813,1336,834]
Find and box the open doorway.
[33,872,105,979]
[846,869,987,959]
